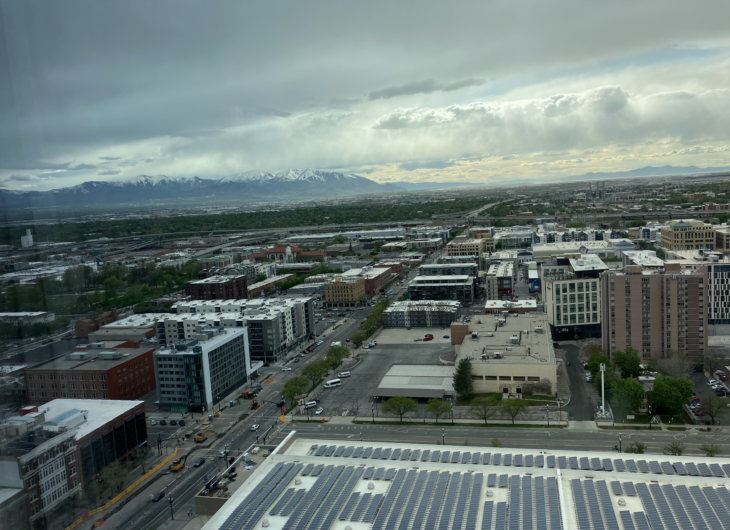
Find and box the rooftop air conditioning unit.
[510,335,519,344]
[486,332,494,337]
[535,326,543,333]
[493,352,503,359]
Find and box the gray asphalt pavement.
[560,343,594,421]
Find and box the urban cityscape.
[2,2,730,530]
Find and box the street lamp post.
[371,404,375,424]
[442,428,445,446]
[217,393,221,412]
[168,494,174,520]
[546,406,550,427]
[619,433,622,453]
[451,403,454,425]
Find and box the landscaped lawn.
[456,393,558,407]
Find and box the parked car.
[282,367,292,371]
[193,458,205,468]
[179,420,186,426]
[251,424,259,431]
[159,420,167,426]
[707,380,719,386]
[170,420,177,426]
[150,420,157,426]
[315,407,324,414]
[414,338,422,341]
[423,337,433,341]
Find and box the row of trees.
[349,298,390,347]
[378,395,530,425]
[280,345,351,405]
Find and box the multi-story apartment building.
[601,263,708,359]
[324,277,366,308]
[485,262,514,300]
[447,239,486,259]
[154,327,251,413]
[542,254,607,340]
[168,297,314,362]
[418,263,478,277]
[704,259,730,326]
[660,219,715,251]
[384,301,462,328]
[185,275,248,300]
[408,275,476,305]
[1,399,145,526]
[24,341,156,404]
[342,267,393,295]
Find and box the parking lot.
[309,327,455,418]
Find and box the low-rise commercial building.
[715,226,730,254]
[660,219,715,251]
[621,250,665,269]
[542,254,607,340]
[408,275,476,305]
[532,239,634,259]
[453,312,557,396]
[484,299,537,314]
[343,266,392,295]
[246,274,295,298]
[384,300,461,328]
[154,327,251,413]
[88,313,157,342]
[418,263,478,277]
[446,239,487,266]
[601,263,708,359]
[0,312,55,325]
[24,341,156,403]
[485,262,515,300]
[185,275,248,300]
[324,277,366,308]
[373,261,404,275]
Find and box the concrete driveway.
[560,343,595,421]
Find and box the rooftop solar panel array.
[547,477,561,530]
[697,462,712,477]
[383,468,396,481]
[452,473,473,529]
[412,471,440,530]
[425,472,450,529]
[633,512,651,530]
[466,473,484,529]
[482,501,494,530]
[536,455,545,468]
[339,491,360,521]
[437,471,462,530]
[440,450,450,463]
[619,511,635,530]
[372,468,409,530]
[495,502,507,530]
[397,470,427,530]
[350,492,372,522]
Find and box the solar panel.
[424,472,450,529]
[591,458,601,471]
[353,447,363,458]
[487,473,497,487]
[438,471,463,530]
[521,475,534,530]
[492,453,502,466]
[371,447,381,459]
[320,467,364,530]
[431,450,441,462]
[635,483,664,530]
[557,456,567,469]
[620,511,636,530]
[350,492,372,521]
[717,487,730,514]
[637,460,650,473]
[400,449,411,461]
[412,471,441,530]
[472,452,481,464]
[339,492,360,520]
[410,449,421,461]
[569,456,579,469]
[535,476,546,530]
[633,512,651,530]
[361,493,384,523]
[547,477,561,530]
[451,473,472,529]
[710,463,724,477]
[622,482,637,496]
[648,461,662,474]
[377,469,414,530]
[315,445,327,456]
[269,488,295,516]
[440,450,450,463]
[421,450,430,461]
[614,459,625,473]
[547,455,556,468]
[362,447,373,459]
[508,475,521,530]
[660,462,675,475]
[311,464,324,477]
[397,470,428,530]
[697,462,713,477]
[689,485,723,529]
[584,480,606,530]
[602,459,613,472]
[494,502,507,530]
[363,467,375,479]
[483,452,491,465]
[579,456,589,470]
[380,448,391,460]
[279,489,306,517]
[525,454,534,467]
[498,474,508,488]
[373,468,384,480]
[324,445,337,457]
[286,465,345,530]
[466,473,484,529]
[503,453,512,466]
[611,481,623,495]
[647,483,679,530]
[461,452,471,464]
[450,451,460,463]
[536,455,545,468]
[481,501,494,530]
[661,484,692,530]
[390,448,400,460]
[723,464,730,478]
[625,460,638,473]
[514,454,523,467]
[383,468,396,481]
[301,464,314,476]
[675,484,706,529]
[571,479,591,530]
[343,446,354,457]
[685,462,700,476]
[333,446,345,457]
[704,486,730,525]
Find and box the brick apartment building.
[24,341,156,404]
[601,263,708,359]
[324,277,366,308]
[185,274,248,300]
[74,305,118,338]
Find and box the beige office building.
[601,263,708,360]
[660,219,715,251]
[715,227,730,254]
[324,277,366,308]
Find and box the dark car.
[178,420,186,426]
[159,420,167,426]
[170,420,177,426]
[244,460,256,466]
[193,458,205,468]
[151,491,165,502]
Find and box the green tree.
[281,376,308,405]
[302,360,329,388]
[700,442,722,457]
[650,375,693,414]
[100,459,131,492]
[182,259,203,280]
[624,440,646,454]
[501,399,528,425]
[425,399,451,423]
[663,441,685,456]
[83,478,105,507]
[656,350,695,379]
[609,378,644,420]
[325,345,349,370]
[452,358,474,398]
[127,447,149,474]
[103,276,122,299]
[491,437,502,447]
[470,396,499,424]
[701,394,728,425]
[613,347,642,378]
[255,273,267,283]
[332,234,347,244]
[587,353,611,378]
[381,396,418,422]
[610,219,621,230]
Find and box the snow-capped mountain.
[0,169,404,209]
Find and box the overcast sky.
[2,1,730,190]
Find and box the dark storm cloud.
[398,159,457,171]
[369,78,485,100]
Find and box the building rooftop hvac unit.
[510,335,519,344]
[97,351,123,360]
[534,326,543,333]
[67,352,88,361]
[90,342,106,349]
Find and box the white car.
[711,384,723,390]
[150,420,157,426]
[315,407,324,414]
[282,367,292,371]
[251,424,259,431]
[707,379,719,386]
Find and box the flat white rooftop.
[39,399,142,441]
[485,300,537,310]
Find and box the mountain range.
[0,169,405,210]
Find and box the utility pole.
[168,494,174,520]
[600,363,606,415]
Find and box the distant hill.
[0,169,405,209]
[553,165,730,182]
